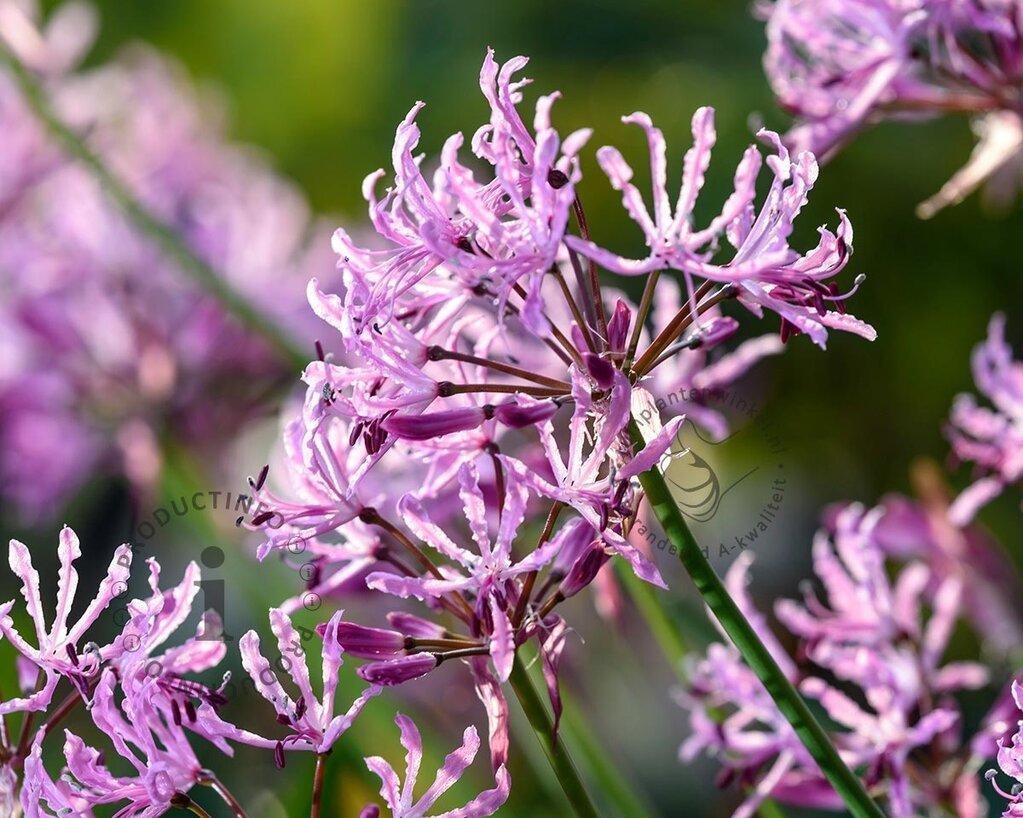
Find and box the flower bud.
[493,398,559,429]
[559,542,610,600]
[583,352,616,390]
[606,299,633,353]
[357,653,438,686]
[386,612,446,639]
[326,622,405,659]
[382,407,488,441]
[689,315,739,350]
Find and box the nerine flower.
[48,670,208,817]
[760,0,1023,215]
[359,714,510,818]
[231,608,381,761]
[680,505,989,818]
[103,558,232,730]
[243,45,871,788]
[869,472,1023,655]
[947,313,1023,524]
[0,526,131,714]
[988,681,1023,816]
[0,0,336,522]
[567,109,872,348]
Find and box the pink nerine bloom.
[233,608,381,759]
[250,44,872,779]
[359,714,510,818]
[567,108,872,348]
[35,670,206,817]
[947,314,1023,524]
[759,0,1023,216]
[989,681,1023,816]
[0,526,131,714]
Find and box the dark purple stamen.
[548,169,569,189]
[274,740,286,769]
[65,643,79,667]
[251,511,276,527]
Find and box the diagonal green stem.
[507,658,600,818]
[0,43,308,371]
[627,418,886,818]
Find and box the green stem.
[519,646,656,818]
[627,418,886,818]
[507,658,600,818]
[0,43,308,371]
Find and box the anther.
[548,169,569,189]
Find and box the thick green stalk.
[507,658,600,818]
[627,418,886,818]
[0,44,308,371]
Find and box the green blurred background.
[5,0,1022,815]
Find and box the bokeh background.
[3,0,1022,815]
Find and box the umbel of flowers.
[243,43,873,798]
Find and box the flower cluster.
[760,0,1023,215]
[237,44,871,780]
[0,0,336,522]
[0,527,506,817]
[679,506,996,817]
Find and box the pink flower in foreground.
[359,714,510,818]
[0,526,131,714]
[988,681,1023,816]
[42,670,208,817]
[947,314,1023,524]
[232,609,380,760]
[245,45,871,789]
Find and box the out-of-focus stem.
[627,418,886,818]
[613,561,688,677]
[507,658,600,818]
[517,644,657,818]
[0,42,309,371]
